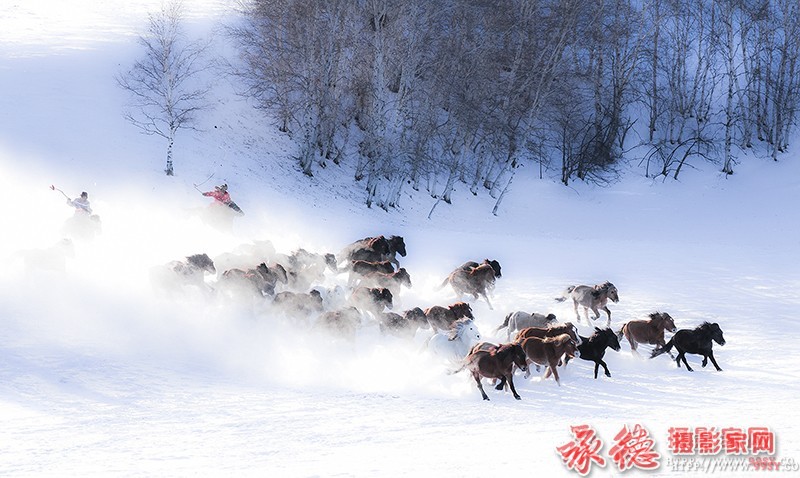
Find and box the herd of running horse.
[155,234,727,401]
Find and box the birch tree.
[117,1,210,176]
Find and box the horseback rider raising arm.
[68,191,92,214]
[202,184,232,205]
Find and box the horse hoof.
[605,372,611,377]
[514,395,521,400]
[483,397,490,401]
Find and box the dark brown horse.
[357,268,412,296]
[424,302,474,332]
[651,322,726,372]
[456,343,528,400]
[338,235,407,268]
[346,259,394,286]
[460,259,502,278]
[349,286,393,315]
[618,312,677,357]
[378,307,427,339]
[440,263,497,309]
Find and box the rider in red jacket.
[202,184,231,205]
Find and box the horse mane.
[448,318,472,341]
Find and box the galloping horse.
[426,318,481,364]
[574,327,622,379]
[495,311,557,341]
[618,312,677,357]
[455,343,528,401]
[651,322,726,372]
[555,281,619,326]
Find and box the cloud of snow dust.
[0,158,483,399]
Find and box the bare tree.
[117,1,210,176]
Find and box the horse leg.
[473,372,490,400]
[603,306,611,327]
[482,292,494,310]
[506,373,522,400]
[677,351,693,371]
[573,300,581,323]
[707,351,723,371]
[495,375,507,391]
[591,306,601,322]
[599,359,611,377]
[550,362,562,386]
[629,339,641,357]
[593,362,600,379]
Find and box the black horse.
[651,322,726,372]
[572,327,621,379]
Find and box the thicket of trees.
[229,0,800,210]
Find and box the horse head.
[450,302,474,320]
[404,307,427,325]
[501,343,527,372]
[450,318,480,343]
[396,268,412,287]
[706,322,726,346]
[483,259,502,278]
[660,312,677,332]
[389,236,407,257]
[563,322,582,345]
[602,282,619,303]
[596,327,621,351]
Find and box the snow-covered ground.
[1,2,799,476]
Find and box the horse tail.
[554,285,574,303]
[435,276,450,291]
[651,338,675,359]
[616,324,626,341]
[447,357,470,375]
[494,313,512,333]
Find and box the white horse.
[427,318,481,364]
[495,311,558,341]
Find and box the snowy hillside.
[1,2,799,477]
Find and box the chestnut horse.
[424,302,474,332]
[618,312,677,357]
[519,334,578,385]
